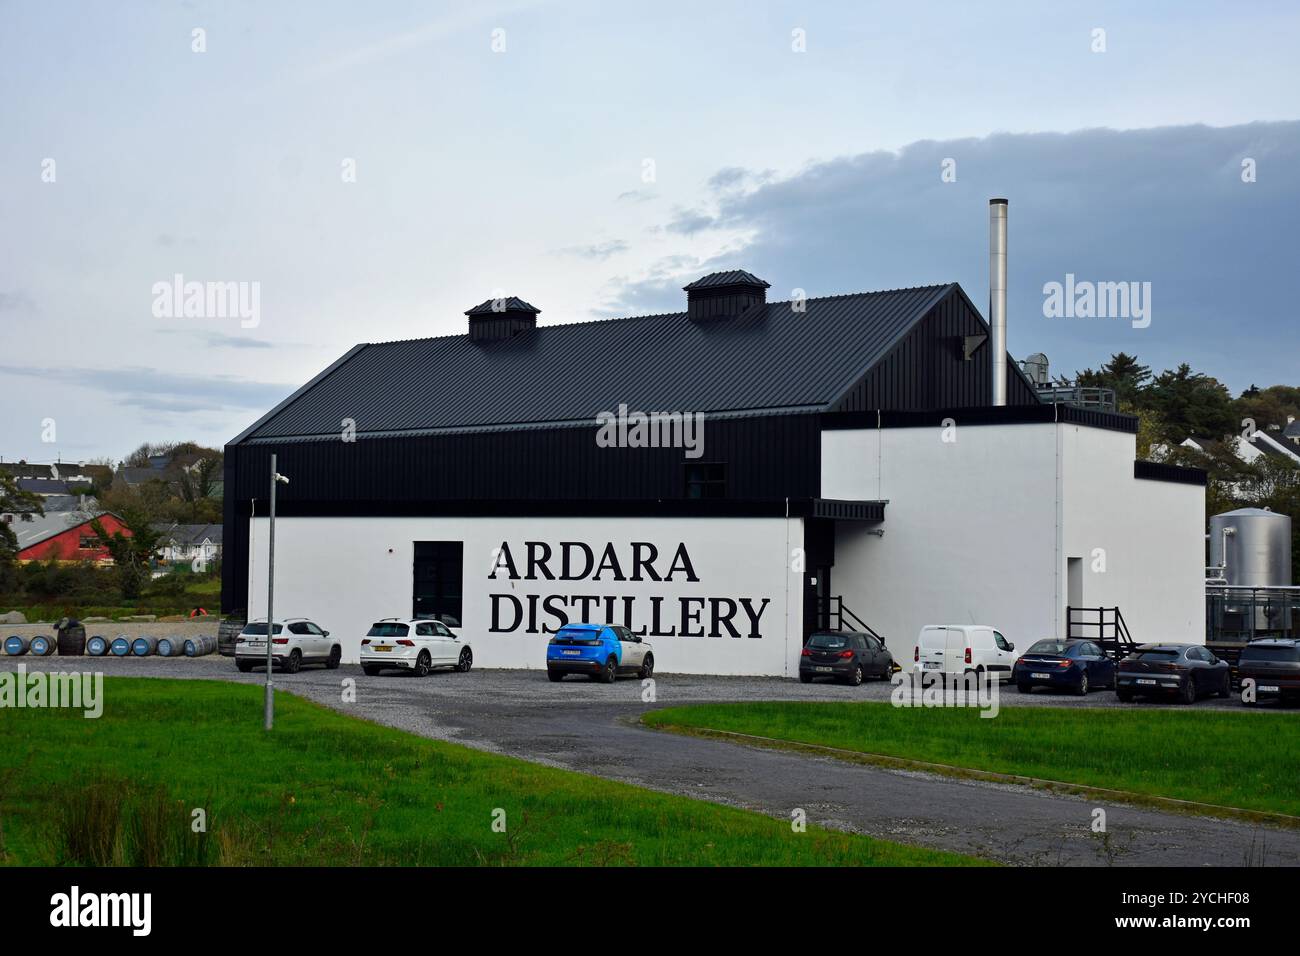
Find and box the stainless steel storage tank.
[1208,508,1293,635]
[1209,508,1292,586]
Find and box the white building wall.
[246,515,804,676]
[827,423,1059,657]
[1060,425,1205,643]
[822,428,883,500]
[824,421,1205,657]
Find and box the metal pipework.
[989,199,1008,407]
[1205,526,1235,583]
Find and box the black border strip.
[1134,460,1208,486]
[821,404,1139,434]
[230,497,887,521]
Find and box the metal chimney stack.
[989,198,1008,406]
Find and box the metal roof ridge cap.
[359,283,957,346]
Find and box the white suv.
[235,617,341,673]
[360,618,473,677]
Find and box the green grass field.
[0,678,980,867]
[643,702,1300,817]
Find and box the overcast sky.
[2,0,1298,463]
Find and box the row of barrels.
[3,634,217,658]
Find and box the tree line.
[1074,353,1299,579]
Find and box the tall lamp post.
[265,454,289,730]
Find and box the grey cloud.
[616,188,657,203]
[595,254,709,316]
[663,210,717,236]
[155,233,200,248]
[706,166,776,193]
[555,239,630,261]
[156,328,276,349]
[0,364,295,414]
[707,167,749,191]
[605,121,1300,389]
[0,291,36,312]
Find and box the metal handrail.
[1034,384,1118,411]
[1067,606,1136,660]
[1206,585,1300,593]
[815,596,885,643]
[1206,584,1299,645]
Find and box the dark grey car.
[1238,639,1300,705]
[799,630,895,686]
[1116,643,1231,703]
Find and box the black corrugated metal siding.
[686,291,767,321]
[468,313,536,341]
[222,412,822,612]
[831,286,1039,411]
[232,416,818,502]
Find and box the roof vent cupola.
[465,296,541,341]
[683,270,770,321]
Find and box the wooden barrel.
[183,634,217,657]
[110,636,131,656]
[86,635,109,656]
[29,635,56,656]
[3,635,29,656]
[217,617,245,657]
[131,636,158,657]
[156,637,183,657]
[56,622,86,656]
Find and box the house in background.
[114,449,222,499]
[1179,431,1300,468]
[1249,428,1300,465]
[1282,417,1300,450]
[1,460,104,495]
[154,523,223,568]
[1166,430,1300,500]
[15,477,75,497]
[4,496,129,563]
[116,466,170,489]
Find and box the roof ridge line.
[361,283,957,346]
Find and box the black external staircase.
[1067,606,1136,661]
[814,596,886,643]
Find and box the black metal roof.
[235,283,957,443]
[683,270,770,291]
[464,296,540,316]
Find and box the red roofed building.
[9,509,131,563]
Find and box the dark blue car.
[1013,639,1115,695]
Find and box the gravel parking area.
[4,656,1295,866]
[2,654,1257,710]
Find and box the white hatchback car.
[360,618,472,676]
[235,617,341,673]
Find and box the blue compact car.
[1013,638,1115,695]
[546,623,654,683]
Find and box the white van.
[913,625,1017,679]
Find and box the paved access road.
[6,657,1297,866]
